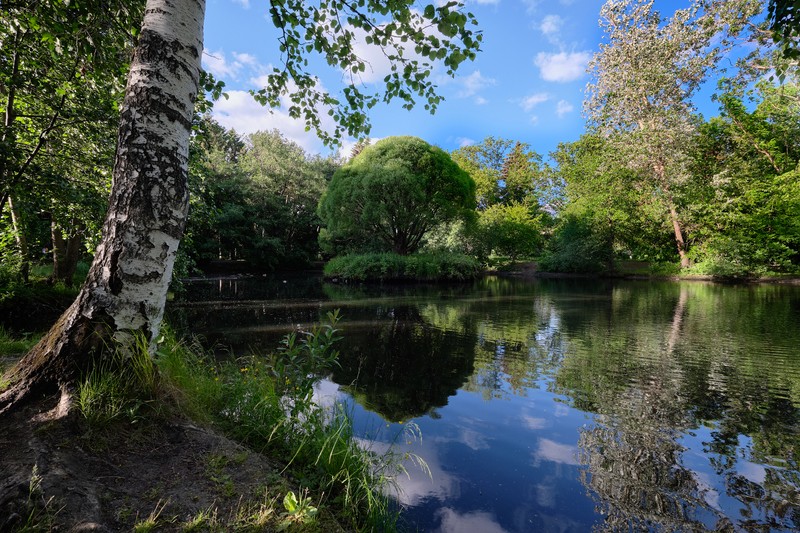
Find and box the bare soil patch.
[0,394,344,532]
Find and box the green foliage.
[451,137,556,209]
[539,215,613,274]
[476,203,545,261]
[319,136,475,256]
[1,0,139,276]
[685,82,800,276]
[323,252,482,281]
[184,120,337,271]
[249,0,482,144]
[77,335,160,429]
[279,490,318,530]
[156,316,404,531]
[768,0,800,61]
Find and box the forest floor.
[0,393,346,532]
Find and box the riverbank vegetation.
[324,252,483,282]
[0,315,409,531]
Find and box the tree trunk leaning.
[0,0,205,415]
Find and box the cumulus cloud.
[521,415,548,430]
[202,49,241,79]
[534,51,591,82]
[539,14,563,36]
[436,508,509,533]
[231,0,250,8]
[533,438,579,466]
[556,99,574,117]
[203,49,267,82]
[455,70,496,100]
[520,92,549,112]
[212,89,335,154]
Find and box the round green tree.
[319,136,475,255]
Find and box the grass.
[0,326,40,357]
[155,312,406,531]
[1,309,413,531]
[324,251,482,282]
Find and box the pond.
[168,275,800,532]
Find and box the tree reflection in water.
[572,286,800,531]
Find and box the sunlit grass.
[156,314,407,531]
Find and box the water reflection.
[169,277,800,531]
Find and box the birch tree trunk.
[0,0,205,414]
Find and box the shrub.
[323,252,482,282]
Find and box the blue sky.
[201,0,750,158]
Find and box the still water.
[169,276,800,532]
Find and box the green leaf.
[283,491,298,513]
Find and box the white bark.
[0,0,205,412]
[84,0,204,347]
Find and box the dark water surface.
[168,276,800,532]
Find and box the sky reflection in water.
[171,276,800,532]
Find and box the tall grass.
[156,312,405,531]
[76,334,161,428]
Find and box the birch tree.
[1,0,482,414]
[586,0,761,268]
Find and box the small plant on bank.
[279,489,318,530]
[76,334,160,429]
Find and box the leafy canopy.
[250,0,482,145]
[319,136,475,255]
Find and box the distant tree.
[319,136,475,255]
[451,137,547,209]
[477,203,544,261]
[687,81,800,275]
[586,0,761,268]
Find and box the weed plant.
[0,327,39,357]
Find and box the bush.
[538,215,612,273]
[323,252,483,282]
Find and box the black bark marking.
[109,250,123,295]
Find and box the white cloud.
[471,0,501,4]
[233,52,258,66]
[203,49,267,82]
[455,70,496,99]
[202,49,241,79]
[533,438,579,466]
[456,137,476,147]
[436,508,509,533]
[212,89,334,154]
[520,92,549,112]
[534,51,591,82]
[521,415,548,430]
[556,99,574,117]
[474,96,488,105]
[231,0,250,8]
[539,15,563,36]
